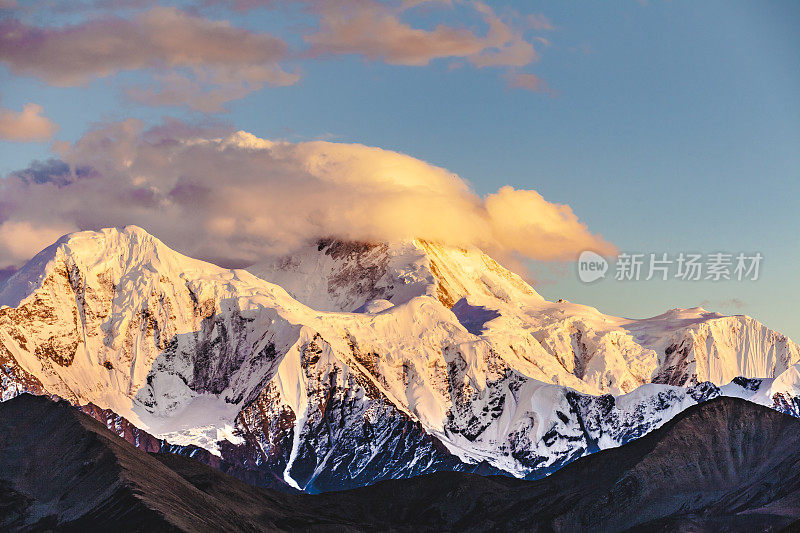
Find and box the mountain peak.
[2,227,541,315]
[248,237,543,313]
[0,226,207,309]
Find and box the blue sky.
[0,0,798,340]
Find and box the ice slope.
[247,238,544,312]
[480,300,800,395]
[1,226,799,488]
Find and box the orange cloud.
[305,1,483,65]
[0,102,59,142]
[305,0,540,69]
[485,187,614,260]
[0,120,615,269]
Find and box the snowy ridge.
[1,226,799,489]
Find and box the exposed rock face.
[0,345,44,401]
[238,334,478,492]
[75,401,291,491]
[0,226,799,490]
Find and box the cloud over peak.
[0,119,614,270]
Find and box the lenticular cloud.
[0,119,615,270]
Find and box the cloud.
[0,119,614,270]
[527,13,553,31]
[0,102,59,142]
[700,298,746,310]
[0,266,17,286]
[0,7,297,111]
[303,0,538,68]
[21,0,156,14]
[0,221,76,268]
[484,186,610,260]
[200,0,280,10]
[1,1,553,110]
[505,71,551,94]
[9,158,70,184]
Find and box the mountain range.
[4,393,800,531]
[1,226,799,493]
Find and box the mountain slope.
[0,226,798,489]
[3,394,800,532]
[0,394,357,531]
[319,396,800,531]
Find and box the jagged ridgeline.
[1,226,798,491]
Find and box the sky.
[0,0,798,341]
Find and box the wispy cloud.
[0,1,553,111]
[505,71,551,94]
[700,298,747,310]
[527,13,553,31]
[0,6,297,111]
[303,0,540,70]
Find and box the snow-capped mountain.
[1,226,798,491]
[248,238,543,313]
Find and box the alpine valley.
[1,226,799,494]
